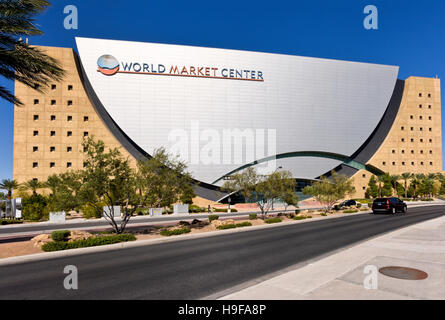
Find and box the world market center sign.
[97,54,264,82]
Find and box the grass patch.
[293,216,307,221]
[265,218,282,224]
[42,234,136,252]
[320,213,328,217]
[160,227,191,237]
[0,219,23,225]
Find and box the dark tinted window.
[375,198,387,202]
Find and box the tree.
[136,148,196,208]
[0,0,65,105]
[256,170,297,218]
[47,171,83,213]
[366,175,379,199]
[400,173,413,199]
[222,167,259,205]
[78,138,138,234]
[44,174,60,196]
[390,174,401,197]
[222,168,298,218]
[303,171,355,213]
[20,178,42,195]
[0,179,19,199]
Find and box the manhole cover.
[379,266,428,280]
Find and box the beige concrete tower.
[352,76,442,198]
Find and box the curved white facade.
[76,37,399,185]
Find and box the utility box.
[173,204,189,215]
[149,208,163,217]
[103,206,121,218]
[49,212,66,223]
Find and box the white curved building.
[13,38,442,202]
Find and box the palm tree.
[20,179,42,195]
[390,174,401,197]
[0,179,19,199]
[377,175,386,197]
[0,0,64,105]
[401,173,413,199]
[44,174,60,196]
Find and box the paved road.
[0,210,287,239]
[0,205,444,300]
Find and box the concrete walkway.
[220,211,445,300]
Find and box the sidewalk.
[219,212,445,300]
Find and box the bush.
[160,227,191,236]
[51,230,71,242]
[41,234,136,252]
[208,214,219,222]
[321,213,328,216]
[217,222,252,230]
[217,224,237,230]
[343,209,359,214]
[265,218,282,224]
[249,213,257,220]
[293,216,307,221]
[82,202,105,219]
[22,194,49,222]
[236,222,252,228]
[213,208,238,213]
[189,205,207,213]
[0,219,23,225]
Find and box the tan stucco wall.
[351,76,443,198]
[13,46,136,184]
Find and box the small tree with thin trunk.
[78,138,138,234]
[303,171,355,213]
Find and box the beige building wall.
[352,76,442,198]
[13,46,136,185]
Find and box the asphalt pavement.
[0,205,443,300]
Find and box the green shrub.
[42,234,136,252]
[213,208,238,213]
[249,213,257,220]
[265,218,282,224]
[51,230,71,242]
[236,222,252,227]
[189,205,206,213]
[217,224,237,230]
[82,202,105,219]
[217,222,252,230]
[293,216,307,221]
[0,219,23,225]
[208,214,219,222]
[343,209,359,214]
[160,227,191,236]
[321,213,328,216]
[22,194,49,222]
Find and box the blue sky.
[0,0,444,179]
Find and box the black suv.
[339,200,357,208]
[372,197,407,214]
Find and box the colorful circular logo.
[97,55,120,76]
